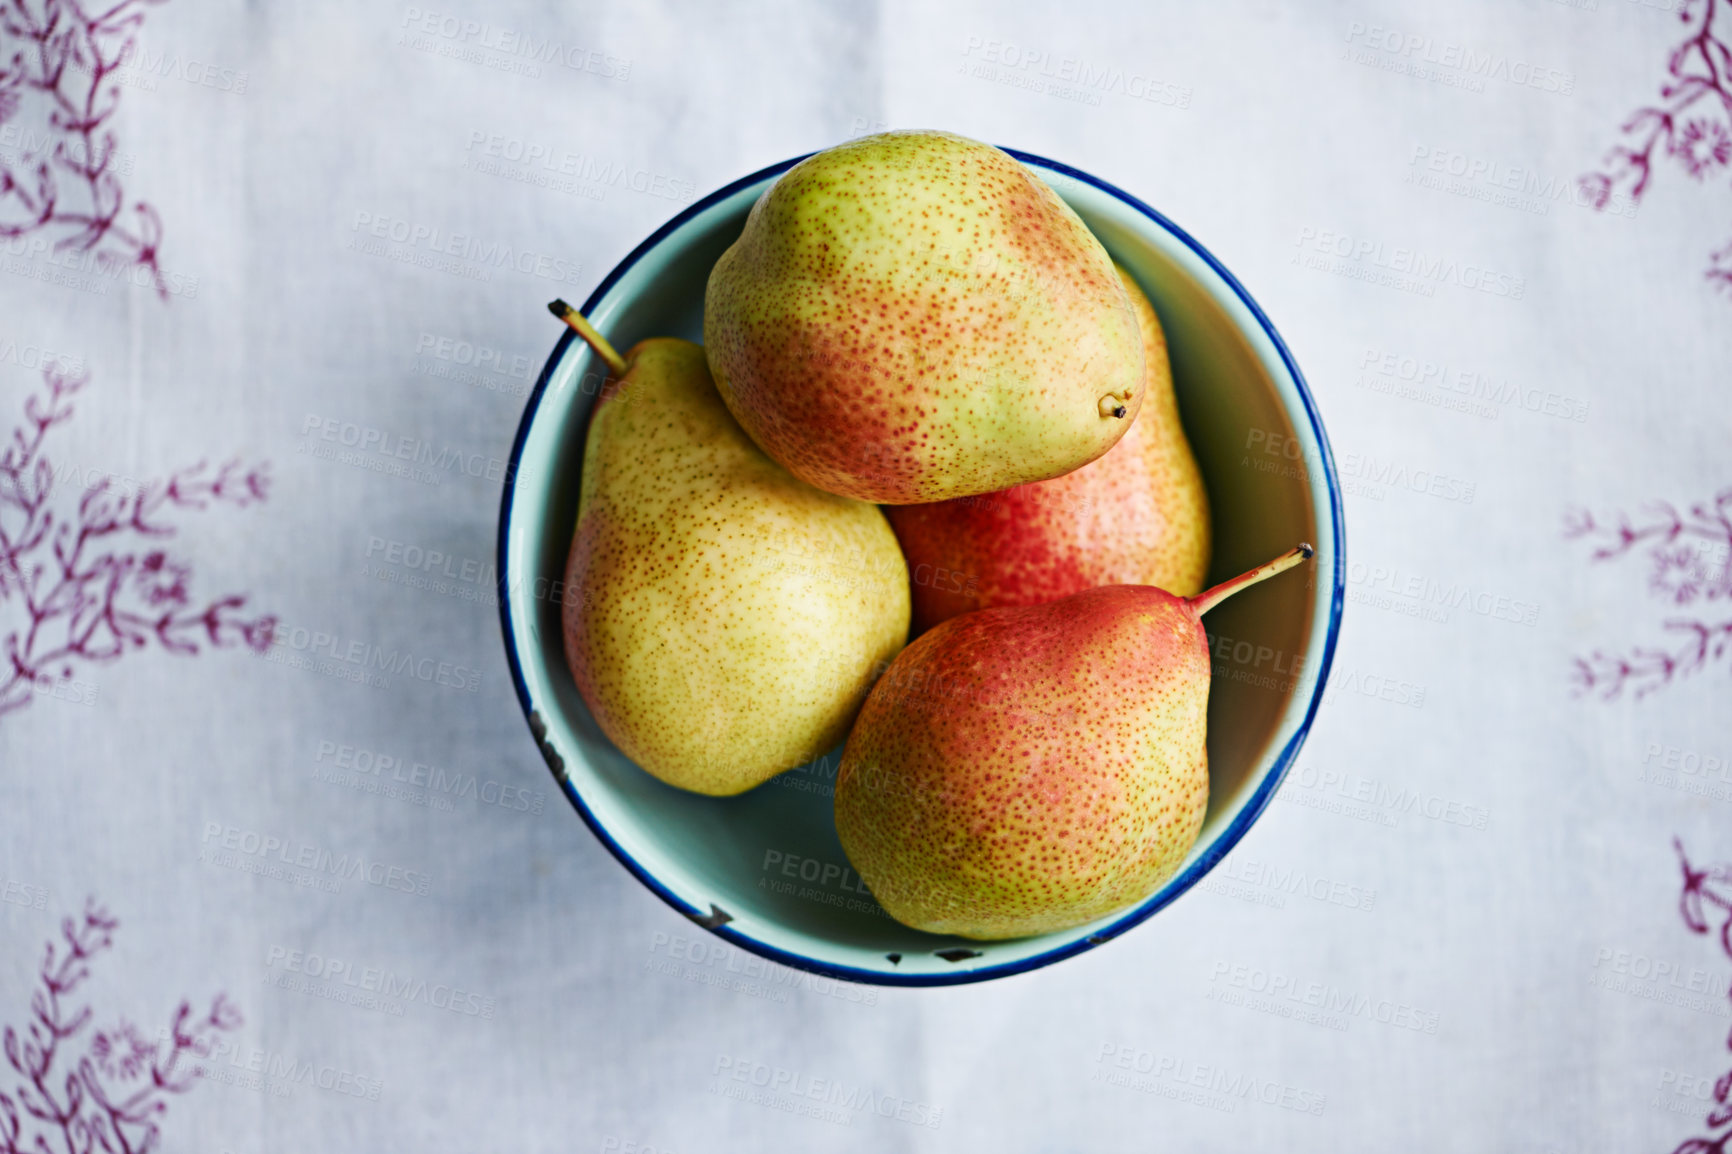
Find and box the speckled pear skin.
[563,338,911,797]
[885,265,1211,633]
[703,130,1144,505]
[833,585,1212,939]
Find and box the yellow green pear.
[704,130,1145,505]
[833,545,1312,939]
[553,303,911,796]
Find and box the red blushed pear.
[703,130,1144,505]
[886,264,1209,635]
[833,544,1312,940]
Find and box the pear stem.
[1189,543,1314,616]
[548,299,629,377]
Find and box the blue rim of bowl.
[497,147,1347,987]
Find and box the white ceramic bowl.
[498,149,1345,986]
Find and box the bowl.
[497,148,1345,986]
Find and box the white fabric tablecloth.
[3,1,1730,1150]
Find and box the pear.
[885,264,1210,633]
[833,545,1312,939]
[704,130,1144,505]
[551,303,911,796]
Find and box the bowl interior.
[500,155,1342,985]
